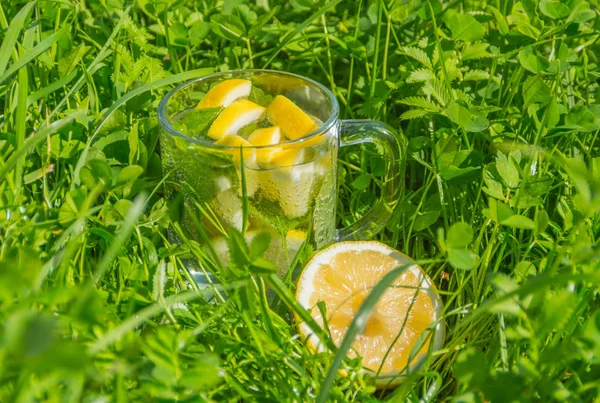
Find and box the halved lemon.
[247,126,282,164]
[197,79,252,109]
[209,229,306,275]
[208,99,265,140]
[266,95,319,140]
[295,241,444,387]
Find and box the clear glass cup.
[158,70,406,280]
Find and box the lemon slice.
[197,79,252,109]
[208,100,265,140]
[266,95,319,140]
[296,241,444,387]
[247,126,282,164]
[209,229,306,274]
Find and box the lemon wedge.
[208,99,265,140]
[247,126,282,145]
[215,134,256,165]
[197,79,252,109]
[247,126,283,164]
[214,135,259,196]
[295,241,444,387]
[266,95,319,140]
[268,147,307,167]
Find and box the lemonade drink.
[160,73,338,277]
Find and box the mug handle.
[335,119,405,241]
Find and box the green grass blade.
[1,1,599,401]
[458,270,600,331]
[46,7,131,121]
[88,291,205,354]
[262,0,342,68]
[72,68,214,186]
[14,63,28,192]
[0,1,34,77]
[92,194,147,283]
[0,110,86,183]
[267,273,336,351]
[0,28,67,85]
[239,147,249,234]
[26,70,78,106]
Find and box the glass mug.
[158,70,406,281]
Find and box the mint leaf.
[248,85,273,107]
[238,122,259,138]
[175,107,222,137]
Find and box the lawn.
[1,0,599,401]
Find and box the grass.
[1,0,600,401]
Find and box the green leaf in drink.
[174,107,222,137]
[248,86,273,107]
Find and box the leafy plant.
[0,0,599,401]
